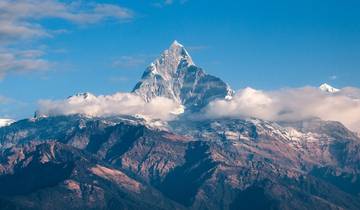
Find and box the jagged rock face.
[132,41,233,110]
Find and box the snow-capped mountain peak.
[145,40,194,81]
[132,41,233,110]
[319,83,340,93]
[171,40,183,47]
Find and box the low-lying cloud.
[205,87,360,132]
[37,92,183,121]
[36,85,360,132]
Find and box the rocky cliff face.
[1,42,360,210]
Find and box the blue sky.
[1,0,360,119]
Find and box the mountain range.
[0,41,360,210]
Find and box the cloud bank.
[37,85,360,132]
[205,87,360,132]
[37,92,184,121]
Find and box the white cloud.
[0,21,48,43]
[0,0,133,78]
[0,50,50,78]
[0,118,15,127]
[0,0,133,42]
[37,92,184,121]
[205,86,360,132]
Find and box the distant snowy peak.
[67,92,97,102]
[0,118,15,127]
[73,92,95,98]
[319,83,340,93]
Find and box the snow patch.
[319,83,340,93]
